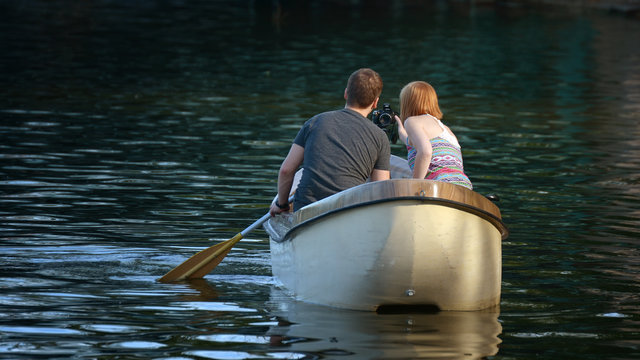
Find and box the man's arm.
[370,169,390,182]
[270,144,304,216]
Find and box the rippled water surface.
[1,1,639,359]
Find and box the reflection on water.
[1,0,640,359]
[266,288,502,359]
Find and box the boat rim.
[279,195,509,242]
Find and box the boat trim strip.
[279,196,509,243]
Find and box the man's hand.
[269,200,290,217]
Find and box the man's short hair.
[345,68,383,108]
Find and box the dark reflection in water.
[265,288,502,359]
[1,0,640,359]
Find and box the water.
[1,0,639,359]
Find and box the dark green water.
[1,1,639,359]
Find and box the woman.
[395,81,472,190]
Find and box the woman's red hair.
[399,81,443,122]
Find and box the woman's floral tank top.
[406,115,473,190]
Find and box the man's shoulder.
[305,109,342,124]
[314,109,347,120]
[307,108,385,139]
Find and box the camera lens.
[378,113,392,127]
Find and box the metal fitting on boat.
[405,289,415,296]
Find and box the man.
[270,68,391,216]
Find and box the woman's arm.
[395,115,409,145]
[405,118,432,179]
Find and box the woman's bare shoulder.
[404,114,430,126]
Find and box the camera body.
[370,103,399,144]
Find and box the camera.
[370,103,399,143]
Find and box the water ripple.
[0,2,639,359]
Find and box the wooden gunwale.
[283,179,509,241]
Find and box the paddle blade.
[188,246,233,279]
[158,233,243,283]
[158,203,285,283]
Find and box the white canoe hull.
[268,177,508,311]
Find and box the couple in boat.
[270,68,471,217]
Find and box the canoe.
[264,155,508,311]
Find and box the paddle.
[158,196,293,283]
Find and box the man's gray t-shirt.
[292,108,390,211]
